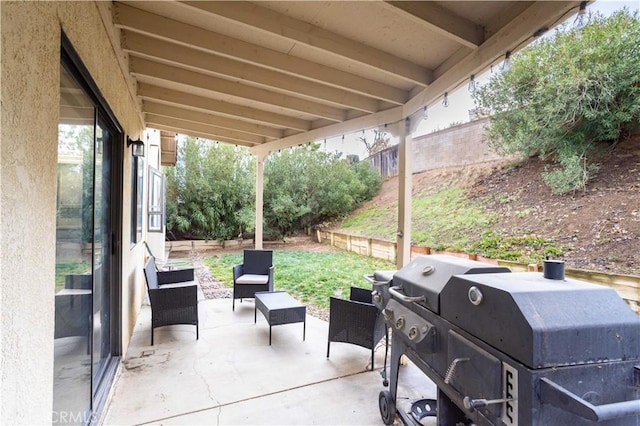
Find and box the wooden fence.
[165,238,254,253]
[316,230,640,314]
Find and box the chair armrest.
[267,265,275,291]
[157,268,194,285]
[350,286,373,304]
[233,264,244,282]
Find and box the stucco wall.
[1,2,145,423]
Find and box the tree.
[358,130,391,156]
[263,144,382,238]
[165,140,382,241]
[165,138,255,240]
[473,10,640,194]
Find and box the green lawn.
[203,250,395,309]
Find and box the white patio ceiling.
[107,1,585,158]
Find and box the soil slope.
[339,135,640,275]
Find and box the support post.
[396,118,413,268]
[254,152,266,249]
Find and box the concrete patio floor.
[103,296,437,425]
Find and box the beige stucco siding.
[1,2,145,423]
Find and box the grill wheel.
[378,390,396,425]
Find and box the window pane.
[54,63,93,424]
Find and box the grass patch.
[411,187,496,249]
[340,187,497,249]
[336,185,566,262]
[203,250,394,309]
[340,205,396,240]
[338,186,498,251]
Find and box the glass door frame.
[61,32,123,424]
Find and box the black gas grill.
[371,255,640,425]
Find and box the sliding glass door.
[91,116,114,402]
[54,38,122,425]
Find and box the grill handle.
[540,377,640,422]
[389,286,426,303]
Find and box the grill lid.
[391,255,510,314]
[440,272,640,369]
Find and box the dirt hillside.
[342,135,640,276]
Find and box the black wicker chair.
[143,257,199,345]
[54,274,92,353]
[327,286,388,371]
[232,249,274,311]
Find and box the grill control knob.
[395,316,405,330]
[382,308,394,321]
[408,326,420,341]
[468,286,483,306]
[372,291,382,304]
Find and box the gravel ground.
[180,239,332,321]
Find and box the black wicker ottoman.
[254,291,306,345]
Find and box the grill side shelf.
[539,377,640,421]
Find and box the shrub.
[165,138,255,240]
[165,140,382,240]
[473,10,640,194]
[264,144,382,237]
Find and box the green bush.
[264,145,382,238]
[165,140,382,240]
[165,139,255,240]
[474,10,640,194]
[467,230,564,263]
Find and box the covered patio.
[103,296,434,425]
[112,0,587,266]
[1,2,594,425]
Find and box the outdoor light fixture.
[423,106,428,119]
[501,51,511,72]
[574,1,588,29]
[442,92,449,107]
[468,75,477,93]
[127,136,145,157]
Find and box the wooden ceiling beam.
[403,1,579,118]
[114,2,409,104]
[182,1,431,86]
[144,101,284,139]
[137,83,311,132]
[145,114,266,146]
[384,1,484,49]
[150,123,255,148]
[122,31,382,112]
[130,57,347,122]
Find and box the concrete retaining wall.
[369,117,509,178]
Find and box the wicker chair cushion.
[236,274,270,285]
[160,281,197,289]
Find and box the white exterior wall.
[1,2,145,423]
[145,128,167,262]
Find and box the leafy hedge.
[165,140,382,240]
[165,139,255,240]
